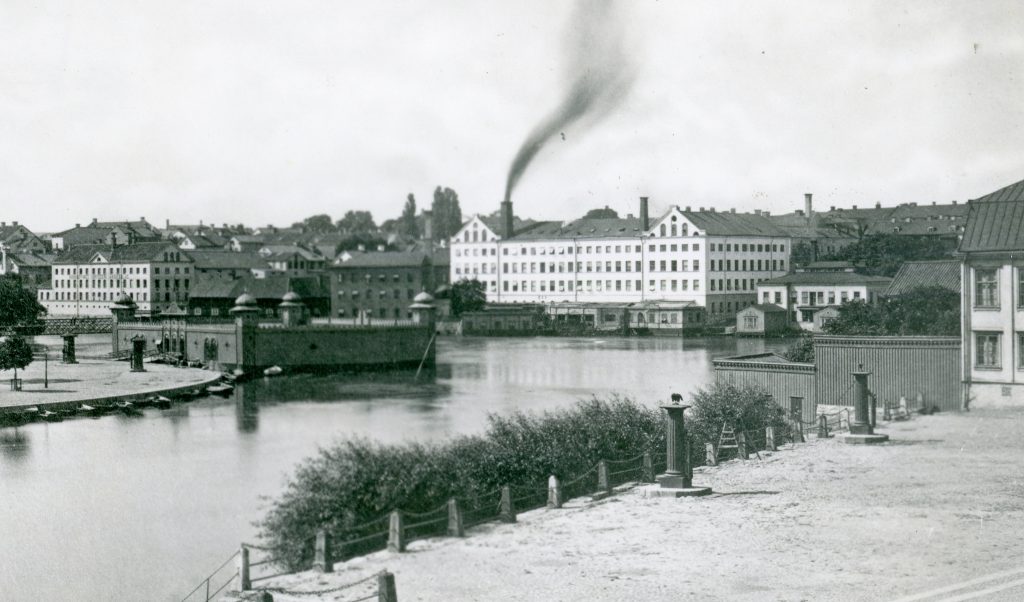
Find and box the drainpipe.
[1011,254,1016,384]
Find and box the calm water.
[0,335,789,602]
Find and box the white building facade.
[450,200,792,316]
[756,271,892,330]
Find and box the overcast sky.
[2,0,1022,233]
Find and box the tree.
[790,241,815,267]
[0,276,46,333]
[336,210,377,235]
[782,335,815,363]
[431,186,463,241]
[293,214,335,234]
[822,234,957,277]
[583,207,619,219]
[822,286,960,336]
[399,193,420,239]
[0,334,34,383]
[450,280,486,317]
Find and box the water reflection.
[235,387,259,434]
[0,428,30,462]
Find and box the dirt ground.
[229,408,1024,602]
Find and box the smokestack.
[639,196,649,230]
[422,211,433,242]
[165,218,170,229]
[875,202,881,209]
[804,193,813,222]
[501,192,514,239]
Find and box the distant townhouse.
[329,249,448,320]
[229,235,266,253]
[449,197,792,317]
[165,224,233,250]
[0,221,48,253]
[0,248,55,291]
[956,178,1024,406]
[258,244,326,277]
[755,264,891,330]
[188,273,330,318]
[186,249,272,279]
[50,218,161,251]
[38,242,194,316]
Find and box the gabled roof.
[4,252,55,267]
[760,271,891,286]
[959,178,1024,253]
[53,242,186,264]
[742,303,788,313]
[885,260,961,296]
[259,245,325,261]
[679,211,789,237]
[189,273,328,300]
[185,250,270,270]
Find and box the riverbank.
[0,358,221,412]
[229,408,1024,601]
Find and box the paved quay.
[0,358,222,411]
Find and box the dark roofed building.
[885,260,961,296]
[329,249,448,321]
[0,221,48,253]
[186,250,271,279]
[187,273,330,318]
[52,218,162,251]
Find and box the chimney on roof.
[952,200,958,205]
[639,197,650,230]
[852,205,858,210]
[932,201,936,206]
[699,206,705,212]
[710,207,716,213]
[795,209,804,217]
[685,206,691,212]
[762,211,770,217]
[500,191,514,239]
[92,218,98,225]
[754,209,762,216]
[75,223,80,228]
[875,202,881,209]
[0,222,5,226]
[140,216,145,222]
[730,208,736,213]
[910,202,917,207]
[11,221,17,226]
[804,193,813,217]
[422,210,433,242]
[165,218,170,229]
[830,206,836,212]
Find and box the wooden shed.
[736,303,789,336]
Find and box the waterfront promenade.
[0,359,220,411]
[234,408,1024,602]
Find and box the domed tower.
[409,291,436,328]
[279,290,308,327]
[230,293,259,325]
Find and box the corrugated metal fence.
[714,358,817,424]
[814,335,962,412]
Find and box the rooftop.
[53,242,185,264]
[958,178,1024,253]
[885,260,961,296]
[760,271,892,286]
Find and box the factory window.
[671,260,677,271]
[648,245,655,252]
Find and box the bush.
[782,335,815,363]
[257,386,789,569]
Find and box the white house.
[756,268,891,331]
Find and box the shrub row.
[257,385,790,569]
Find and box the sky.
[1,0,1022,233]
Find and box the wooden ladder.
[716,423,739,462]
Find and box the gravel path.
[227,408,1024,602]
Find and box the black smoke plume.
[504,0,636,201]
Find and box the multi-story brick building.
[37,241,193,316]
[329,249,448,320]
[449,197,792,316]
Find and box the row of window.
[709,278,771,292]
[53,279,149,289]
[340,289,417,300]
[709,259,784,272]
[42,291,186,303]
[500,279,704,294]
[337,273,418,283]
[55,266,153,276]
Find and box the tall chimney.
[422,210,433,242]
[500,192,514,239]
[804,193,813,223]
[639,196,649,230]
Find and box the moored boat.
[115,401,142,416]
[39,410,62,423]
[207,383,234,396]
[263,366,283,377]
[78,404,104,417]
[151,395,172,409]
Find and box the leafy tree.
[782,335,815,363]
[399,193,420,239]
[336,210,377,235]
[0,276,46,333]
[334,233,391,253]
[686,382,791,454]
[0,334,34,382]
[822,234,957,277]
[790,241,815,267]
[450,279,486,317]
[431,186,463,241]
[292,214,335,234]
[822,286,960,336]
[584,207,619,219]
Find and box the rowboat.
[263,366,283,377]
[207,383,234,396]
[77,404,105,417]
[115,401,142,416]
[151,395,172,409]
[39,410,62,423]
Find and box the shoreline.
[0,358,224,414]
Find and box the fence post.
[547,476,563,509]
[642,452,654,483]
[313,529,333,573]
[869,394,877,428]
[255,593,274,602]
[378,570,398,602]
[238,544,251,591]
[499,486,516,523]
[595,460,612,499]
[447,498,464,537]
[388,511,405,552]
[705,442,717,466]
[765,426,776,451]
[736,432,748,460]
[818,414,830,438]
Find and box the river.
[0,334,790,601]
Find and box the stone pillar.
[641,452,654,483]
[818,414,830,438]
[378,571,398,602]
[765,426,777,451]
[62,335,77,364]
[547,476,563,509]
[649,400,711,497]
[705,442,717,466]
[238,545,251,591]
[499,486,516,523]
[313,529,333,573]
[595,460,612,499]
[447,498,464,537]
[130,337,146,372]
[843,364,889,444]
[736,432,749,459]
[387,511,405,552]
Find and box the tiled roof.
[958,179,1024,253]
[186,250,270,270]
[745,303,788,313]
[680,211,789,237]
[190,274,328,300]
[510,217,644,240]
[885,260,961,296]
[6,252,55,267]
[333,250,429,268]
[259,245,325,261]
[761,271,891,286]
[53,242,184,264]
